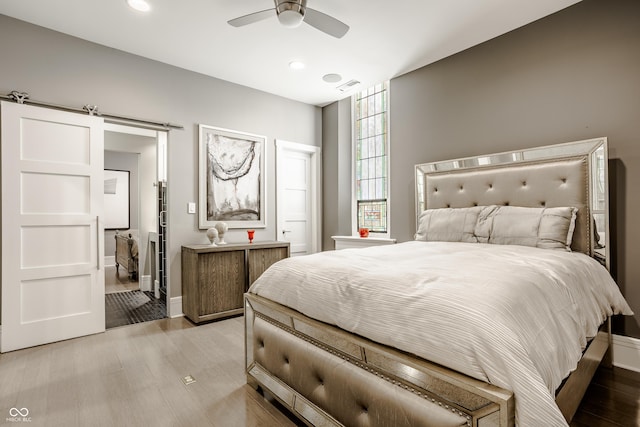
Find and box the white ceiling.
[0,0,582,106]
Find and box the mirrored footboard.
[245,294,515,427]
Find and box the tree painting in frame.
[199,125,266,229]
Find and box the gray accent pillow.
[414,206,483,243]
[475,206,578,251]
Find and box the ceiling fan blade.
[228,8,275,27]
[303,7,349,38]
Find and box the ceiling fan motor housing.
[275,0,306,27]
[228,0,348,39]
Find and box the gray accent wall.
[322,98,352,250]
[388,0,639,337]
[0,15,321,304]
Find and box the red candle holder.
[359,228,369,238]
[247,229,255,243]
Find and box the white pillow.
[475,206,577,251]
[414,206,483,243]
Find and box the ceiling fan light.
[278,10,304,28]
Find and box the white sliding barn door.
[1,101,105,353]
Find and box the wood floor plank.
[1,316,637,427]
[592,365,640,396]
[10,346,51,425]
[46,340,84,426]
[571,366,640,427]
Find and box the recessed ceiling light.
[127,0,151,12]
[322,73,342,83]
[289,61,306,70]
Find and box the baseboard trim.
[140,275,151,292]
[105,255,115,267]
[612,334,640,373]
[169,296,184,318]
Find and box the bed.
[115,230,139,280]
[244,137,633,427]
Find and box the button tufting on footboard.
[357,401,368,413]
[250,314,474,427]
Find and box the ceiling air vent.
[336,79,360,92]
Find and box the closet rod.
[1,91,184,130]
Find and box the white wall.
[0,15,322,301]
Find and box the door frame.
[103,122,171,316]
[275,139,322,254]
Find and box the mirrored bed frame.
[245,137,611,427]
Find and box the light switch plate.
[187,202,196,214]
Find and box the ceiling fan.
[228,0,350,39]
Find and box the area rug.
[105,290,166,329]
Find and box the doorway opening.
[103,123,169,328]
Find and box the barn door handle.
[96,216,100,270]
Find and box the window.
[353,81,389,234]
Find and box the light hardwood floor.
[1,316,637,427]
[0,316,299,427]
[105,264,139,294]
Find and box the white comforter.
[248,241,633,427]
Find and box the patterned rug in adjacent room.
[105,290,166,329]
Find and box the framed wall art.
[198,124,266,229]
[104,169,130,230]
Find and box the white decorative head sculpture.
[206,227,218,246]
[214,222,228,244]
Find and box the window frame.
[351,81,390,238]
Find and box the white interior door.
[276,140,321,256]
[1,101,105,353]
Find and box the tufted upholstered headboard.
[415,138,608,262]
